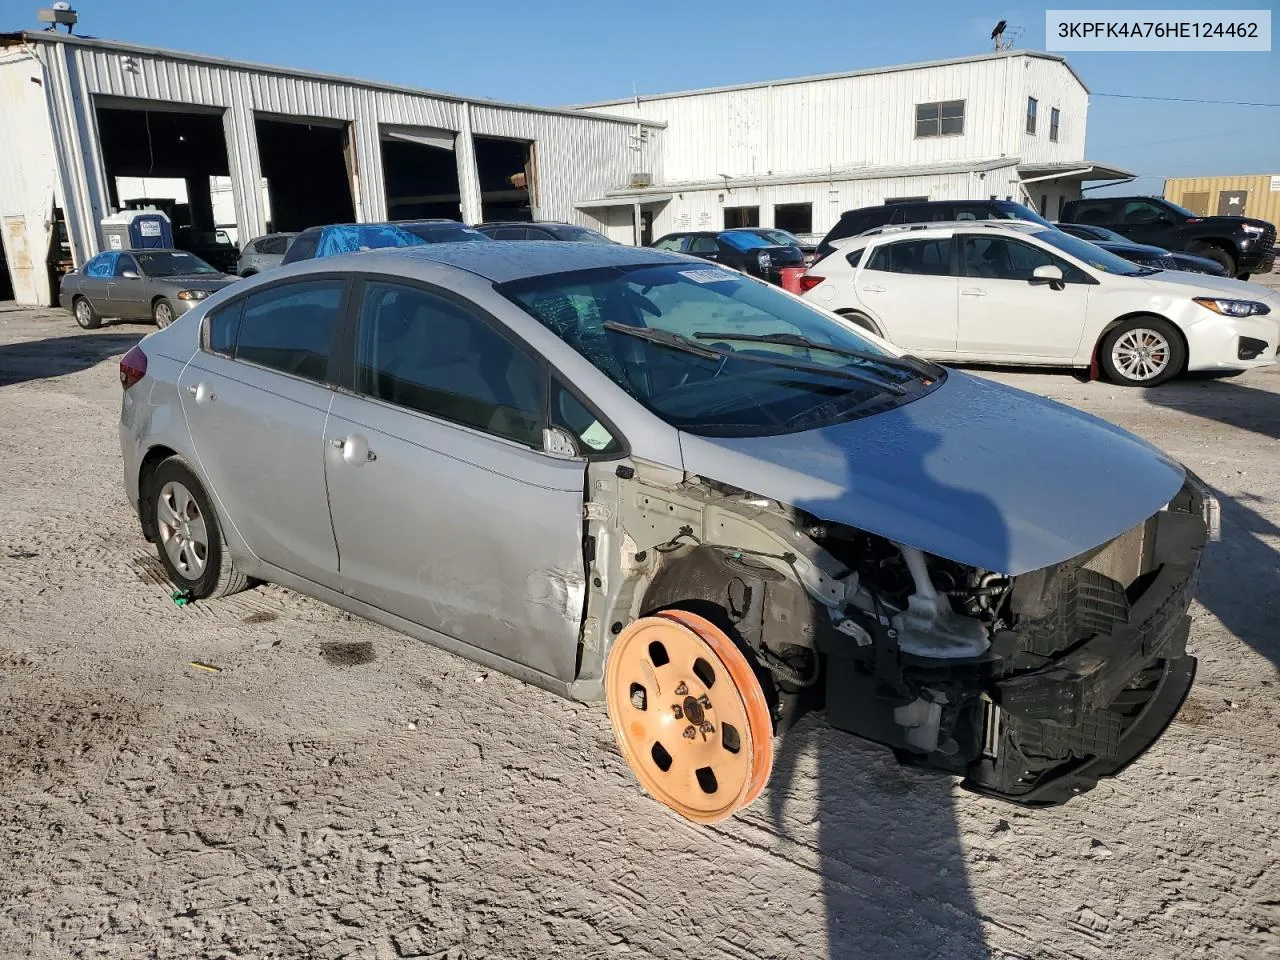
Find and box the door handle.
[960,288,987,297]
[185,382,216,403]
[861,284,886,293]
[331,434,376,464]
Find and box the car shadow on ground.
[1142,376,1280,442]
[0,332,142,387]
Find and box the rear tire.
[1099,317,1185,387]
[153,298,175,329]
[73,296,101,330]
[147,458,249,600]
[1189,243,1235,277]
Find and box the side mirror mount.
[120,270,139,279]
[1031,264,1064,289]
[542,426,581,459]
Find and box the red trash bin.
[779,266,805,293]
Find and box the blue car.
[280,220,488,265]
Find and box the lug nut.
[672,704,684,719]
[674,682,688,696]
[682,725,697,739]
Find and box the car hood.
[1097,239,1167,257]
[1142,269,1280,301]
[677,370,1186,576]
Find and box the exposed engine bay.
[579,460,1216,805]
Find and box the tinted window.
[491,228,526,240]
[1067,200,1117,225]
[281,232,320,264]
[990,201,1053,227]
[961,236,1087,282]
[551,226,613,244]
[688,236,719,254]
[114,254,138,277]
[85,253,116,278]
[353,281,543,446]
[845,248,864,269]
[651,236,684,251]
[262,236,289,255]
[551,380,620,455]
[235,280,345,381]
[1121,200,1169,225]
[1032,229,1152,276]
[866,238,952,276]
[524,228,556,240]
[206,300,244,356]
[399,223,488,243]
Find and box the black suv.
[649,230,805,283]
[477,221,614,243]
[816,199,1051,259]
[1060,196,1276,279]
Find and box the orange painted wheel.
[605,609,774,823]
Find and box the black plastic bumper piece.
[962,654,1196,806]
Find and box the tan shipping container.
[1164,173,1280,225]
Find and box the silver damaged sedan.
[118,242,1217,823]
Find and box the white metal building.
[0,30,664,304]
[574,50,1131,242]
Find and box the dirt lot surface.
[1,300,1278,960]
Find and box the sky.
[3,0,1277,196]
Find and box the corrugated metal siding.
[0,49,60,304]
[1017,58,1089,164]
[1165,174,1280,225]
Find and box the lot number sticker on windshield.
[679,268,736,284]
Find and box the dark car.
[175,226,239,275]
[281,220,489,265]
[1054,223,1227,276]
[59,248,235,329]
[478,221,615,244]
[728,227,818,265]
[1060,196,1275,280]
[650,230,805,283]
[817,199,1051,259]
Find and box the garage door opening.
[381,128,462,221]
[474,135,536,222]
[95,104,239,271]
[255,116,357,233]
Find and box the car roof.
[327,240,687,283]
[834,220,1049,249]
[480,220,577,228]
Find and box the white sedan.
[800,220,1280,386]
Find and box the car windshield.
[1033,229,1153,276]
[554,226,614,244]
[992,201,1053,227]
[721,232,773,251]
[400,223,489,243]
[499,262,940,437]
[135,251,219,276]
[1163,199,1195,218]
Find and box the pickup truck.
[1060,196,1275,280]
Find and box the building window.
[773,203,812,234]
[1050,107,1060,142]
[1039,194,1048,216]
[1026,97,1038,135]
[915,100,964,138]
[724,205,759,228]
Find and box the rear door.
[178,277,349,587]
[855,235,958,353]
[1115,199,1177,247]
[323,277,588,683]
[107,253,149,319]
[955,234,1092,359]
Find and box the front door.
[178,277,349,587]
[1112,199,1175,246]
[107,253,149,319]
[324,278,588,683]
[856,235,958,354]
[956,234,1092,360]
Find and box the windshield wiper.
[602,322,905,394]
[692,330,939,381]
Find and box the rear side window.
[1066,200,1117,225]
[235,280,345,381]
[281,232,319,264]
[651,236,684,251]
[206,300,243,356]
[491,228,526,240]
[261,236,287,255]
[688,236,719,254]
[353,280,544,447]
[865,238,952,276]
[844,248,864,269]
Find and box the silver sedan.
[117,242,1212,822]
[60,248,237,329]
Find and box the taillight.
[119,345,147,390]
[799,274,825,293]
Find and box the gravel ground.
[1,299,1277,960]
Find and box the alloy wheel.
[156,480,208,580]
[1110,327,1171,382]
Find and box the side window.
[205,299,244,357]
[492,228,526,240]
[651,236,684,251]
[1122,200,1168,225]
[844,247,864,269]
[551,380,620,455]
[281,232,319,264]
[865,237,952,276]
[260,237,282,255]
[526,228,556,240]
[687,236,719,254]
[962,237,1086,283]
[242,240,260,255]
[353,281,544,447]
[114,254,138,277]
[1071,201,1117,225]
[235,279,345,381]
[85,253,116,278]
[951,203,996,222]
